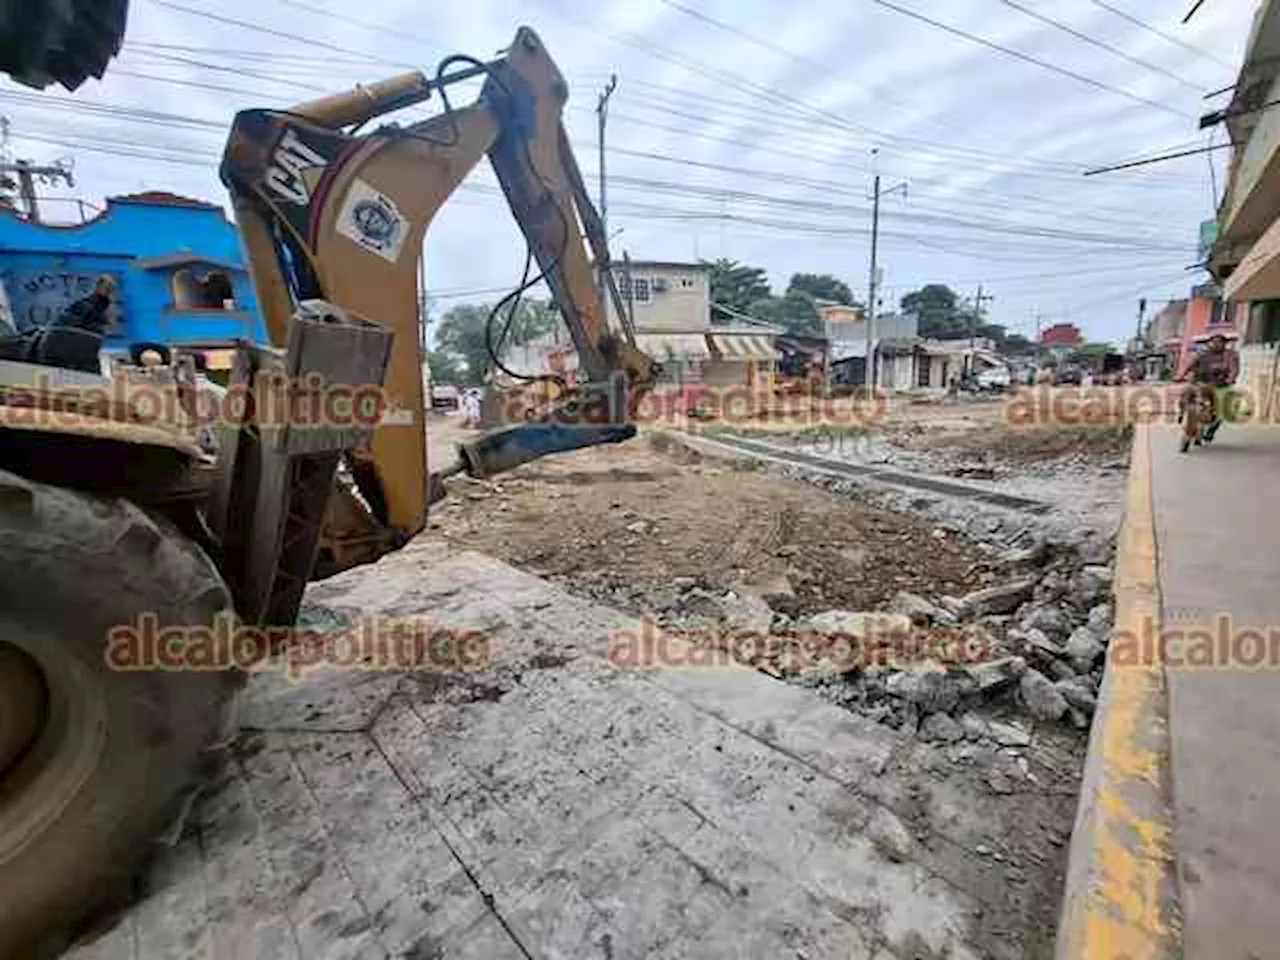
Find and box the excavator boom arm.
[219,27,657,577]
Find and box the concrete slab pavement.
[61,540,1071,960]
[1152,422,1280,960]
[1058,421,1280,960]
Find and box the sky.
[0,0,1257,344]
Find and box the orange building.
[1174,283,1247,376]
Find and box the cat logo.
[264,129,329,206]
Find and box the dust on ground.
[431,434,999,621]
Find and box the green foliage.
[433,303,491,386]
[900,283,987,339]
[747,289,822,336]
[431,298,563,386]
[787,272,855,306]
[426,350,463,385]
[704,258,772,320]
[1002,333,1036,356]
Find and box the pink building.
[1174,283,1246,376]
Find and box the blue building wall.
[0,193,268,362]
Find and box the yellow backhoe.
[0,27,657,955]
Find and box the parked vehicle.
[1053,365,1083,386]
[974,365,1012,392]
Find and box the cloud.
[0,0,1252,342]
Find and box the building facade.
[0,191,266,371]
[1208,0,1280,411]
[608,260,712,383]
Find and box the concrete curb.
[1055,421,1183,959]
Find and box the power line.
[270,0,443,57]
[995,0,1200,91]
[111,67,295,99]
[127,40,384,65]
[1083,141,1233,175]
[637,3,1202,180]
[1084,0,1234,69]
[145,0,417,69]
[126,48,329,92]
[863,0,1196,118]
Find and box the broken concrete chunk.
[722,586,775,634]
[964,655,1027,695]
[885,666,975,713]
[988,720,1033,747]
[1063,626,1105,673]
[959,712,990,740]
[1001,539,1047,569]
[1066,706,1092,730]
[1019,604,1072,641]
[807,610,912,638]
[795,660,841,688]
[921,712,965,743]
[1086,602,1113,636]
[1019,669,1069,721]
[889,591,957,625]
[1073,565,1113,604]
[953,578,1037,619]
[1054,678,1097,715]
[866,806,915,863]
[1021,627,1065,663]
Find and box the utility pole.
[968,284,994,377]
[0,121,73,224]
[865,158,906,393]
[596,74,618,236]
[595,74,618,308]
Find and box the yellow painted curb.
[1055,421,1182,959]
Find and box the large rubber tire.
[0,470,239,957]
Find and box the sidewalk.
[1151,421,1280,959]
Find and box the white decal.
[336,179,407,263]
[264,129,328,206]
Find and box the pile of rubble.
[646,529,1114,741]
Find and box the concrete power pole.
[865,163,906,393]
[0,119,73,225]
[596,75,618,236]
[968,284,994,377]
[595,75,618,304]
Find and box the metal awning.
[635,333,711,360]
[709,333,774,360]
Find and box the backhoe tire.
[0,470,240,958]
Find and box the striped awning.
[636,333,711,360]
[709,334,775,360]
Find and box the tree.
[1002,333,1036,356]
[747,289,822,336]
[426,350,463,385]
[900,283,991,340]
[432,298,564,385]
[787,272,855,306]
[704,258,771,321]
[432,303,491,385]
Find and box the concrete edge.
[1055,421,1183,959]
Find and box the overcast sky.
[0,0,1255,343]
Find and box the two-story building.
[1208,0,1280,409]
[608,259,776,390]
[0,191,266,375]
